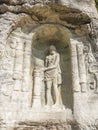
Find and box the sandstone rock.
[0,1,98,130]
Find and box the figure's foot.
[44,105,51,111]
[52,103,59,107]
[94,89,98,94]
[52,104,65,111]
[61,105,65,110]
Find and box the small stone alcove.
[4,21,87,117]
[1,1,98,129]
[31,24,73,110]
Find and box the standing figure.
[45,45,63,108]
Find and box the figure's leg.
[41,80,45,106]
[58,85,62,105]
[53,78,60,105]
[46,80,53,106]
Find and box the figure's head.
[49,45,57,54]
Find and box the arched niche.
[31,24,73,110]
[6,23,87,115]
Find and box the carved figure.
[44,45,63,108]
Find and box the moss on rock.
[0,3,91,28]
[95,0,98,10]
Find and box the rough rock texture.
[0,0,98,130]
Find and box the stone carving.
[0,44,5,59]
[0,0,98,129]
[88,22,98,62]
[84,45,98,93]
[89,64,98,92]
[32,45,64,110]
[70,39,80,92]
[0,62,12,71]
[0,38,16,72]
[0,72,14,104]
[77,44,87,92]
[32,67,44,108]
[1,80,14,97]
[12,37,24,80]
[95,119,98,129]
[8,37,18,49]
[44,45,63,109]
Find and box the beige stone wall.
[0,1,98,130]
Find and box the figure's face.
[50,50,56,55]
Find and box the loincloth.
[44,70,62,85]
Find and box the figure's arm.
[33,57,49,72]
[45,53,60,71]
[45,56,48,67]
[54,53,60,66]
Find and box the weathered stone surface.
[59,0,98,16]
[13,121,75,130]
[0,1,98,130]
[0,3,91,28]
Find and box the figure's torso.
[45,53,61,79]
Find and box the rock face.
[0,0,98,130]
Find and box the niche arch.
[8,23,84,114]
[31,24,73,110]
